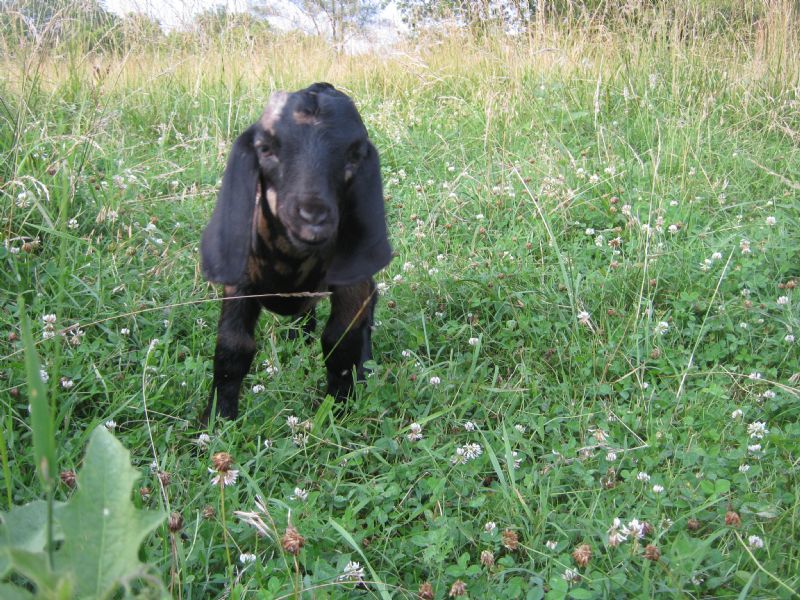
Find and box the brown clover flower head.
[502,528,519,550]
[212,452,234,472]
[418,582,434,600]
[725,510,741,527]
[168,511,184,533]
[449,579,467,597]
[480,549,495,567]
[60,470,76,488]
[644,544,661,561]
[282,525,305,555]
[572,543,592,568]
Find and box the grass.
[2,2,799,598]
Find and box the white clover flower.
[739,464,750,473]
[622,519,647,539]
[563,568,580,582]
[748,535,764,549]
[514,423,527,434]
[60,377,74,389]
[545,540,558,550]
[105,420,117,430]
[429,376,441,385]
[711,252,723,261]
[747,444,761,453]
[589,174,600,185]
[120,327,130,335]
[393,274,403,283]
[637,472,651,482]
[606,451,618,461]
[475,213,484,220]
[239,552,256,564]
[484,521,497,534]
[594,234,605,247]
[42,314,57,324]
[654,321,669,335]
[402,261,414,272]
[463,421,476,432]
[252,384,265,394]
[263,439,273,449]
[407,422,423,441]
[652,484,665,493]
[740,239,751,254]
[761,390,776,400]
[765,216,776,226]
[210,469,239,486]
[739,322,749,329]
[291,487,308,501]
[747,421,769,439]
[451,443,483,464]
[577,310,591,325]
[376,282,389,294]
[38,368,48,383]
[585,227,595,235]
[291,433,308,447]
[468,337,479,346]
[338,560,365,581]
[427,268,438,276]
[731,408,743,419]
[401,349,412,358]
[777,296,789,306]
[748,372,762,380]
[196,433,211,447]
[286,415,299,430]
[785,334,795,343]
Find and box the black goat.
[200,83,392,420]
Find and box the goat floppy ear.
[327,142,393,286]
[201,126,259,285]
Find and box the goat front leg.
[321,279,377,400]
[204,287,261,421]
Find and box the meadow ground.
[1,4,799,598]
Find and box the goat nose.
[297,203,329,226]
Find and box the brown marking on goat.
[274,235,294,255]
[247,255,266,281]
[224,285,238,296]
[260,92,288,134]
[294,256,320,286]
[266,188,278,216]
[328,280,374,330]
[293,110,320,126]
[273,260,293,276]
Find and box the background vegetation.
[1,0,799,597]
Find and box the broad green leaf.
[0,582,35,600]
[0,500,62,578]
[52,427,165,599]
[6,548,71,598]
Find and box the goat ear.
[327,142,392,286]
[201,126,259,284]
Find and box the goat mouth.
[286,226,332,249]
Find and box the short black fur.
[201,83,392,420]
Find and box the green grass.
[2,4,800,598]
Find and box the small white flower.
[668,224,679,234]
[765,216,776,226]
[654,321,669,335]
[105,420,117,430]
[263,439,273,449]
[338,560,365,581]
[785,334,795,343]
[652,484,665,493]
[427,268,438,276]
[739,322,749,329]
[777,296,789,306]
[42,314,57,324]
[484,521,497,534]
[60,377,74,389]
[39,369,49,383]
[148,338,159,350]
[145,222,157,232]
[740,239,751,254]
[606,451,618,461]
[623,519,647,539]
[747,421,769,439]
[376,282,389,294]
[577,310,591,325]
[42,330,56,340]
[393,274,403,283]
[252,384,265,393]
[475,213,484,220]
[637,471,651,482]
[739,464,750,473]
[402,262,414,272]
[748,535,764,549]
[291,487,308,501]
[286,415,299,430]
[761,390,776,400]
[563,568,580,582]
[451,442,483,464]
[239,552,256,564]
[748,371,762,381]
[120,327,130,335]
[747,444,761,453]
[196,433,211,447]
[468,337,479,346]
[731,408,743,419]
[545,540,558,550]
[512,450,522,469]
[429,376,441,385]
[594,234,605,247]
[514,423,527,434]
[585,227,595,235]
[407,422,423,441]
[463,421,476,432]
[210,468,239,486]
[291,432,308,447]
[401,349,411,358]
